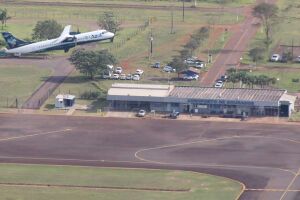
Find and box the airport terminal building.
[107,83,296,117]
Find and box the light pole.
[149,29,153,60]
[182,0,185,22]
[170,8,174,34]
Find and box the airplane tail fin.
[1,32,29,49]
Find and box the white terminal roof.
[108,83,174,97]
[170,87,286,103]
[107,83,291,104]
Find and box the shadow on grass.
[86,98,107,113]
[41,75,94,84]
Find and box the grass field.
[243,0,300,64]
[0,1,242,109]
[7,0,256,7]
[0,164,243,200]
[252,68,300,92]
[240,0,300,92]
[0,65,51,108]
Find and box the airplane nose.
[109,32,115,42]
[110,32,115,38]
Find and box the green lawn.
[6,0,255,7]
[252,69,300,92]
[240,0,300,92]
[243,0,300,65]
[0,164,243,200]
[0,65,51,107]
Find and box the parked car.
[169,111,180,119]
[137,109,146,117]
[296,56,300,63]
[270,54,280,62]
[111,74,120,79]
[183,74,199,80]
[152,62,160,68]
[220,75,228,82]
[184,58,195,64]
[132,74,140,81]
[115,66,123,74]
[193,62,205,68]
[214,81,223,88]
[135,69,144,75]
[120,74,126,80]
[126,74,133,80]
[163,65,176,72]
[102,72,111,79]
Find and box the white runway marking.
[135,135,300,176]
[0,129,72,143]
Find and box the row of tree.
[7,11,120,42]
[169,27,210,72]
[226,68,277,89]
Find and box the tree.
[98,12,121,33]
[168,56,188,73]
[32,20,63,40]
[252,3,278,48]
[184,38,199,53]
[249,47,265,64]
[0,38,5,47]
[0,8,10,30]
[70,49,117,80]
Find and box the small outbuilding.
[55,94,76,109]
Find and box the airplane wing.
[55,25,72,43]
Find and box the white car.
[115,67,123,74]
[111,74,120,79]
[214,82,223,88]
[126,74,133,80]
[163,65,176,72]
[132,74,140,81]
[183,74,199,80]
[194,62,205,68]
[119,74,126,80]
[270,54,280,62]
[137,109,146,117]
[135,69,144,75]
[296,56,300,63]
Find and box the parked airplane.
[1,25,115,56]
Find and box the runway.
[0,113,300,200]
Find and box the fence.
[108,17,156,52]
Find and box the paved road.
[200,0,277,86]
[200,6,259,86]
[0,113,300,200]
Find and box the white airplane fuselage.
[3,29,114,56]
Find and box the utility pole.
[291,39,294,59]
[149,29,153,60]
[182,0,185,22]
[170,8,174,34]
